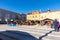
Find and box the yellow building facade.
[27,10,60,21]
[27,11,41,21]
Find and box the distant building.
[0,9,19,21]
[27,11,41,21]
[0,9,26,23]
[17,14,26,21]
[27,10,60,22]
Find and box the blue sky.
[0,0,60,14]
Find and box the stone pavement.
[0,25,60,40]
[42,31,60,40]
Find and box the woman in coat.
[58,22,60,31]
[53,19,59,31]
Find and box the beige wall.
[27,14,41,21]
[27,11,40,21]
[27,11,60,21]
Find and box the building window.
[35,16,37,17]
[41,16,43,19]
[5,14,10,19]
[33,16,34,18]
[29,16,31,18]
[0,13,2,17]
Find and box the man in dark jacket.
[53,19,59,31]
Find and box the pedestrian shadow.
[0,30,38,40]
[39,30,54,40]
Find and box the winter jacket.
[54,20,59,28]
[58,23,60,27]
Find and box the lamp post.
[0,19,1,21]
[5,19,8,24]
[0,19,1,24]
[11,19,13,24]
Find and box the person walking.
[58,22,60,31]
[51,21,54,28]
[53,19,59,32]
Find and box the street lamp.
[0,19,1,21]
[5,19,8,24]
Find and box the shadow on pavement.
[0,30,38,40]
[39,30,54,40]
